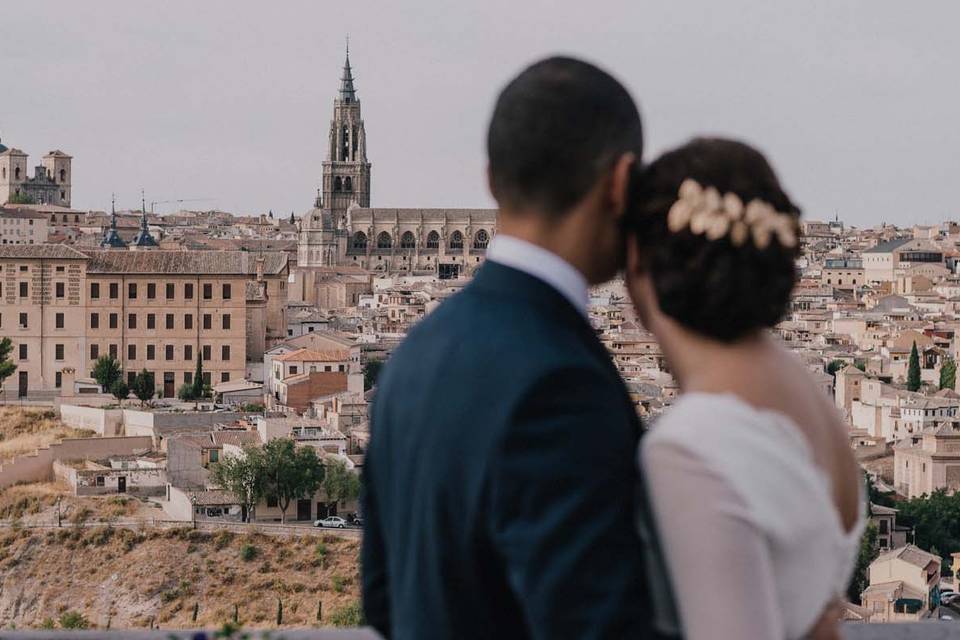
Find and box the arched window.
[473,229,490,249]
[59,169,66,183]
[449,231,464,250]
[400,231,416,249]
[344,177,353,192]
[14,167,20,180]
[426,231,440,249]
[377,231,392,249]
[352,231,367,250]
[334,177,342,192]
[1,168,5,179]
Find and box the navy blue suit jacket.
[362,261,657,639]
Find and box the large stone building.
[0,207,49,245]
[0,136,72,207]
[0,245,288,398]
[297,48,496,279]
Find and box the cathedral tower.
[322,43,371,226]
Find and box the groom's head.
[487,56,642,284]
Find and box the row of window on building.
[4,311,233,331]
[3,280,236,302]
[350,229,491,251]
[90,282,234,301]
[89,311,233,331]
[10,341,233,364]
[87,343,232,363]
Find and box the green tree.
[132,369,155,405]
[940,358,957,391]
[323,458,361,512]
[192,353,206,399]
[262,438,325,524]
[92,355,122,392]
[897,489,960,555]
[7,192,35,205]
[826,360,846,377]
[109,380,129,403]
[907,341,922,392]
[177,383,196,401]
[363,360,384,391]
[209,445,267,523]
[0,337,17,395]
[847,522,879,603]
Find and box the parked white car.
[314,516,348,529]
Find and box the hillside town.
[3,48,960,631]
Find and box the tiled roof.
[0,244,89,260]
[275,348,351,363]
[875,544,939,569]
[82,250,288,275]
[863,237,912,253]
[210,431,261,447]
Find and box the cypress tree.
[907,341,922,392]
[193,352,204,398]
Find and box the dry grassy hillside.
[0,407,94,462]
[0,525,363,631]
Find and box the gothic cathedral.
[297,46,496,275]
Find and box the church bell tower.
[322,42,371,227]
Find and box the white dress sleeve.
[642,439,785,640]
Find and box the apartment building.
[861,545,941,621]
[0,245,288,397]
[0,208,49,245]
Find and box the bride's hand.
[807,599,842,640]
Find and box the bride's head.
[624,137,800,343]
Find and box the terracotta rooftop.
[0,245,89,260]
[82,249,288,275]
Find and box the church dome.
[0,137,8,154]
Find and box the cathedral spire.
[100,192,128,248]
[132,188,158,248]
[339,38,357,103]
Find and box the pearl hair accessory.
[666,178,797,249]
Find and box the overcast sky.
[2,1,957,226]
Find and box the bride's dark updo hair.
[626,137,801,342]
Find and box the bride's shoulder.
[642,392,836,536]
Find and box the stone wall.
[59,404,124,436]
[0,436,153,489]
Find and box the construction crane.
[149,198,215,213]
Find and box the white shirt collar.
[485,234,590,318]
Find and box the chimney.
[255,255,265,282]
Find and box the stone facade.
[0,208,49,245]
[0,139,72,207]
[0,246,289,397]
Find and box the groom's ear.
[608,152,636,220]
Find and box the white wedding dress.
[640,392,865,640]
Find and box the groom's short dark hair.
[487,56,643,216]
